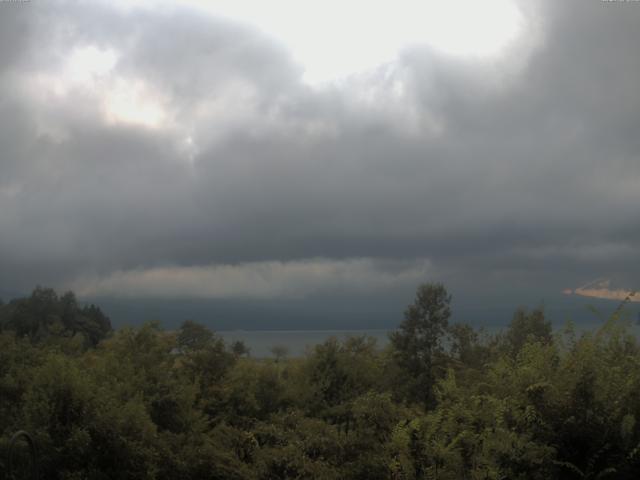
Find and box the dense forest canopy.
[0,287,111,347]
[1,284,640,479]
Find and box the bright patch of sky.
[28,45,168,130]
[182,0,524,84]
[113,0,525,85]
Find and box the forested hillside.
[1,285,640,479]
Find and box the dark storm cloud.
[1,0,639,300]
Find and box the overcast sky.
[1,0,639,324]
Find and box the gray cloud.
[1,0,640,307]
[68,258,432,299]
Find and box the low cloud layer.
[69,258,432,299]
[1,1,639,308]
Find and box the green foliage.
[1,284,640,479]
[390,283,452,407]
[177,319,215,352]
[0,287,112,347]
[504,306,552,356]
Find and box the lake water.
[219,329,391,358]
[220,318,640,358]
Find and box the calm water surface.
[219,329,391,357]
[220,318,640,358]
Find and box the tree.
[83,303,111,340]
[0,288,111,346]
[390,283,451,408]
[231,340,250,357]
[270,345,289,363]
[177,320,214,352]
[505,307,552,356]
